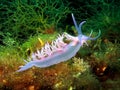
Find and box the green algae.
[0,0,70,45]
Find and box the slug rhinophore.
[17,13,101,72]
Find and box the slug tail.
[16,61,34,72]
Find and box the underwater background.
[0,0,120,90]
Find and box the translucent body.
[17,13,101,72]
[17,39,81,72]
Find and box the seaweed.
[0,0,70,45]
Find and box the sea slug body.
[17,13,101,72]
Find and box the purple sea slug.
[17,13,101,72]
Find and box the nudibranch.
[17,13,101,72]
